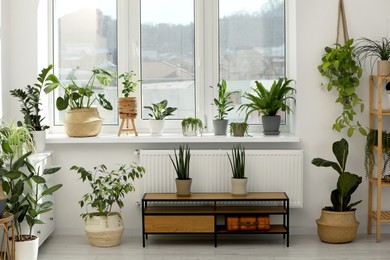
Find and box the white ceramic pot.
[231,178,248,196]
[84,213,124,247]
[31,130,46,153]
[15,236,39,260]
[149,120,165,136]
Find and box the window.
[51,0,294,133]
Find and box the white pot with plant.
[227,145,247,196]
[44,67,114,137]
[355,37,390,76]
[211,79,234,135]
[144,99,177,136]
[70,163,145,247]
[169,145,192,197]
[181,117,203,136]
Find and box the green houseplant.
[181,117,203,136]
[169,145,191,196]
[144,99,177,136]
[211,79,234,135]
[355,37,390,75]
[227,145,247,196]
[364,129,390,180]
[229,122,248,137]
[318,39,366,137]
[311,138,362,243]
[44,67,114,137]
[70,163,145,247]
[238,78,295,135]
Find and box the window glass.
[141,0,195,119]
[219,0,286,124]
[54,0,118,125]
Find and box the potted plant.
[355,37,390,76]
[311,138,362,243]
[117,71,140,136]
[144,99,177,136]
[229,122,248,137]
[44,67,114,137]
[364,129,390,180]
[181,117,203,136]
[169,145,191,196]
[318,39,366,137]
[10,65,54,152]
[0,124,62,260]
[238,78,295,135]
[70,163,145,247]
[227,145,247,196]
[211,79,234,135]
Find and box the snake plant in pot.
[311,138,362,243]
[227,145,247,196]
[169,145,191,196]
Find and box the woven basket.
[84,213,124,247]
[316,210,359,243]
[64,107,102,137]
[118,97,137,119]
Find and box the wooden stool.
[118,117,138,136]
[0,212,15,260]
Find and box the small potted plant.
[312,138,362,243]
[211,79,234,135]
[44,67,114,137]
[10,65,54,152]
[181,117,203,136]
[364,129,390,179]
[70,163,145,247]
[238,78,295,135]
[144,99,177,135]
[169,145,191,196]
[355,37,390,76]
[227,145,247,196]
[229,122,248,137]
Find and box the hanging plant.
[318,39,366,137]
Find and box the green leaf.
[32,175,46,184]
[42,184,63,196]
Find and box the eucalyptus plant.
[70,163,145,220]
[169,145,191,180]
[211,79,234,120]
[318,39,366,137]
[144,99,177,120]
[119,71,140,98]
[227,145,246,179]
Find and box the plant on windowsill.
[311,138,362,243]
[318,39,366,137]
[211,79,234,135]
[143,99,177,136]
[229,122,249,137]
[70,163,145,247]
[227,145,247,196]
[181,117,203,137]
[169,145,191,196]
[10,65,55,152]
[44,67,114,137]
[238,78,295,135]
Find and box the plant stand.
[0,213,15,260]
[118,97,138,136]
[118,117,138,136]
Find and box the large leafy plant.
[238,78,295,120]
[70,164,145,220]
[169,145,191,180]
[311,138,362,212]
[211,79,234,120]
[144,99,177,120]
[318,39,366,137]
[227,145,246,179]
[44,67,114,111]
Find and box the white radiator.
[139,150,303,207]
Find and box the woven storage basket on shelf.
[64,107,103,137]
[316,210,359,243]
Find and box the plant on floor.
[119,71,140,97]
[169,145,191,180]
[144,99,177,120]
[181,117,203,136]
[211,79,234,120]
[318,39,366,137]
[227,145,246,179]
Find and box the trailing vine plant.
[364,129,390,179]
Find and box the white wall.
[3,0,390,236]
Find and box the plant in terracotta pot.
[144,99,177,136]
[70,163,145,247]
[169,145,191,196]
[181,117,203,136]
[44,67,114,137]
[311,138,362,243]
[227,145,247,196]
[10,65,54,152]
[355,37,390,76]
[238,78,295,135]
[229,122,248,137]
[211,79,234,135]
[318,39,366,137]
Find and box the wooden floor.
[38,234,390,259]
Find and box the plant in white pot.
[169,145,191,196]
[10,65,54,152]
[44,67,114,137]
[144,99,177,136]
[227,145,247,196]
[311,138,362,243]
[355,37,390,76]
[211,79,234,135]
[70,163,145,247]
[181,117,203,136]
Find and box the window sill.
[46,133,300,144]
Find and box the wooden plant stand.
[118,97,138,136]
[0,213,15,260]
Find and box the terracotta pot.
[175,178,192,197]
[64,107,102,137]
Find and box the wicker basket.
[84,213,124,247]
[64,107,103,137]
[118,97,137,119]
[316,210,359,243]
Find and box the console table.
[141,192,289,247]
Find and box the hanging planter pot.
[64,107,103,137]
